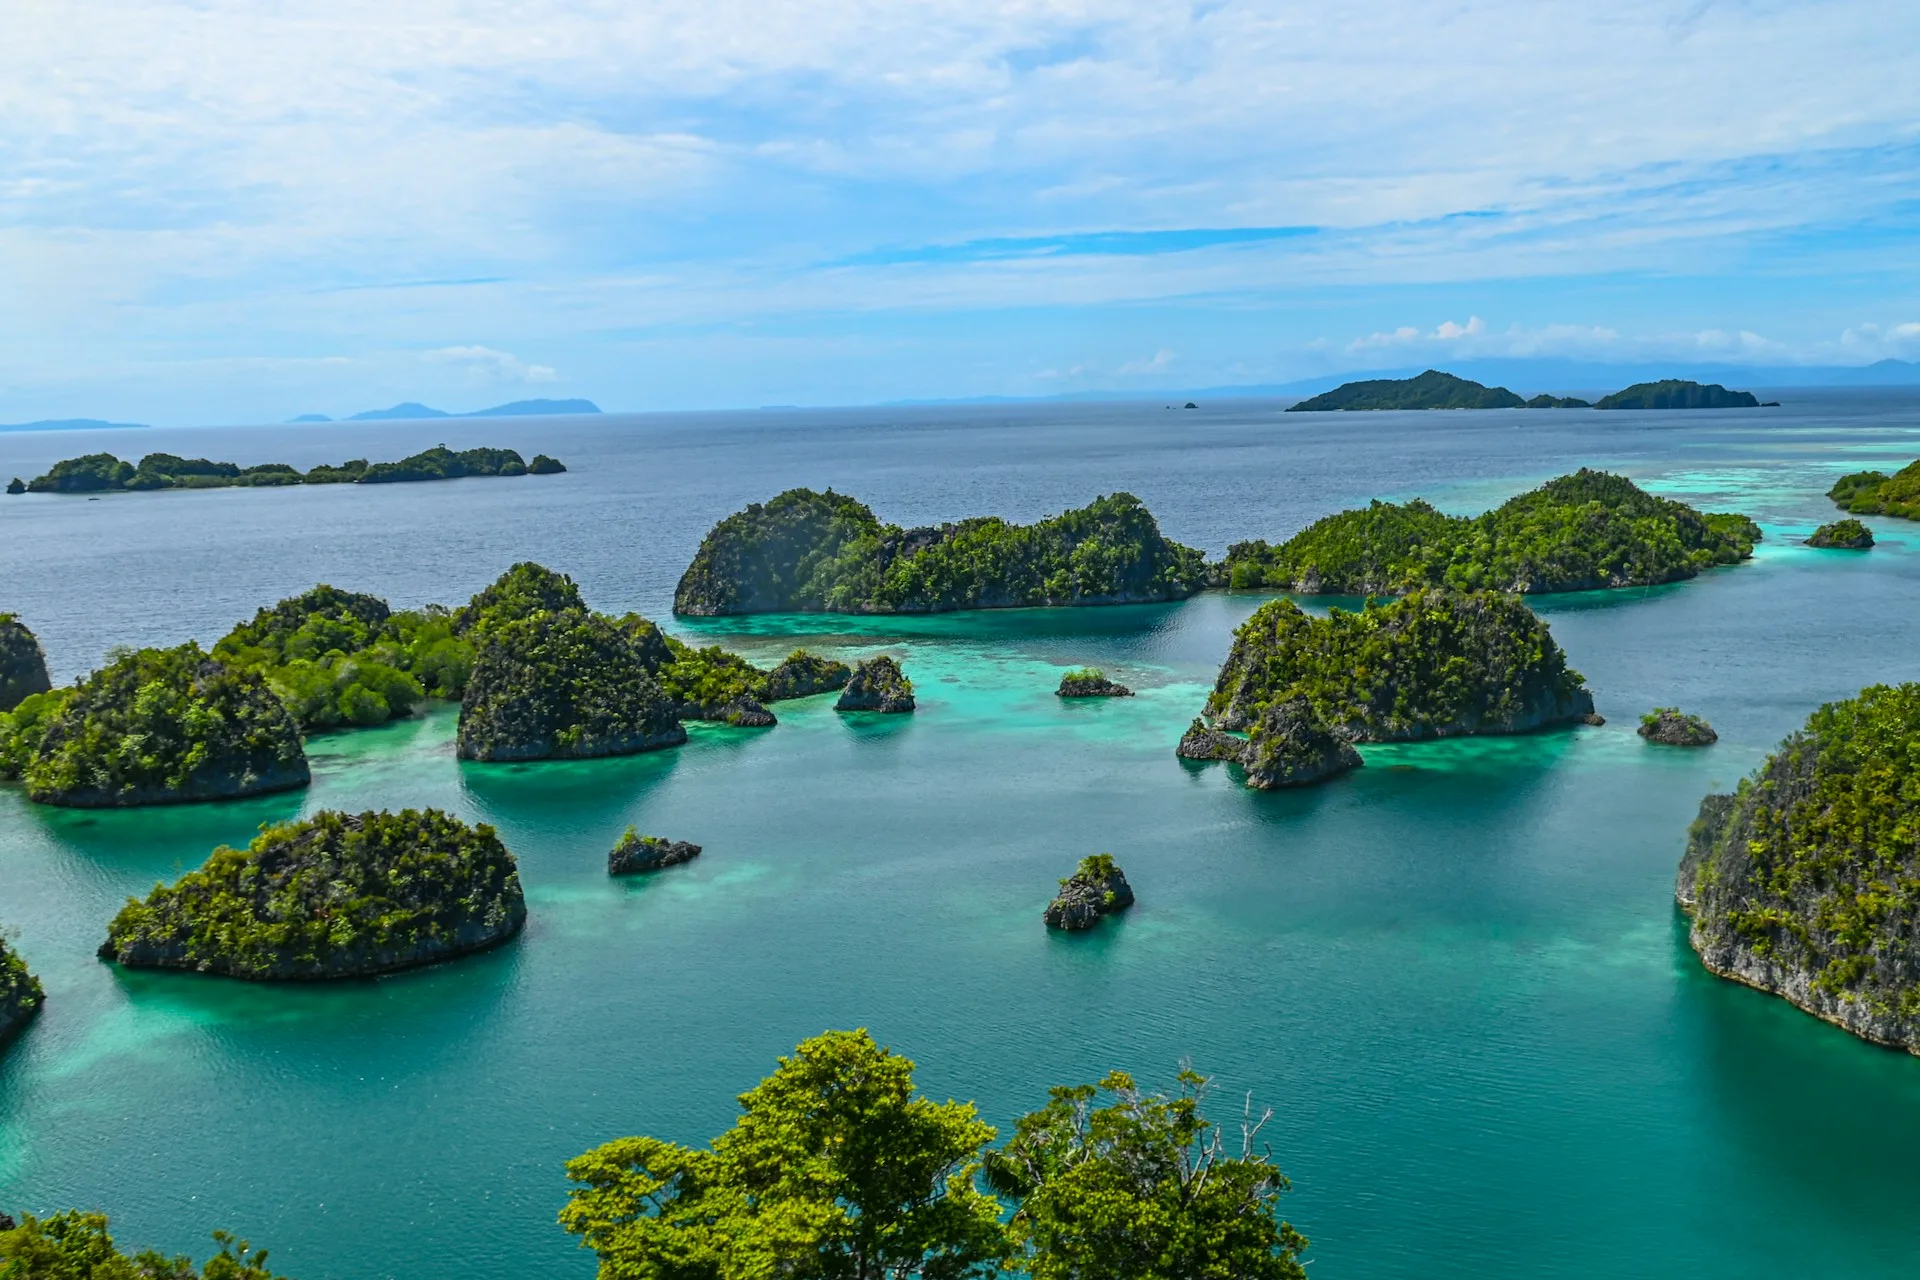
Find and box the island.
[1807,519,1874,548]
[1828,462,1920,520]
[22,445,566,493]
[10,643,309,807]
[1593,380,1759,410]
[673,490,1208,615]
[1205,589,1594,740]
[1638,708,1717,746]
[763,650,853,700]
[1524,394,1591,408]
[1286,370,1526,412]
[99,808,527,980]
[1676,683,1920,1052]
[0,615,51,712]
[1056,668,1133,698]
[608,828,702,875]
[835,656,916,712]
[1045,854,1135,930]
[5,478,22,495]
[457,609,686,761]
[1176,717,1247,762]
[1240,697,1364,789]
[1223,469,1760,595]
[0,934,42,1051]
[348,398,601,420]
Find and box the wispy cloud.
[425,346,557,383]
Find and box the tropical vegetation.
[1593,380,1759,409]
[1,931,43,1049]
[1205,589,1593,740]
[0,1211,286,1279]
[0,613,52,712]
[1829,461,1920,520]
[561,1029,1307,1280]
[23,445,563,493]
[1286,369,1525,411]
[100,808,527,980]
[674,490,1208,615]
[1678,683,1920,1050]
[1806,518,1875,548]
[1223,468,1760,594]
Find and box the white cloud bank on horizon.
[3,0,1920,416]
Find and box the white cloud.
[425,346,557,382]
[1836,322,1920,360]
[1116,348,1176,375]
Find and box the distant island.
[1593,380,1760,410]
[0,418,148,433]
[1828,461,1920,520]
[1677,683,1920,1051]
[675,490,1208,615]
[1224,469,1760,594]
[346,398,601,421]
[14,445,565,494]
[1286,370,1526,411]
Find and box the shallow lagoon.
[4,393,1920,1278]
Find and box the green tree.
[561,1029,1008,1280]
[985,1068,1307,1280]
[0,1210,283,1279]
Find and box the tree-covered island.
[1286,369,1527,411]
[99,808,527,980]
[1807,518,1875,548]
[1,643,309,807]
[1045,854,1135,929]
[1223,469,1760,594]
[17,445,565,494]
[0,614,52,712]
[1593,380,1760,409]
[1829,461,1920,521]
[1677,683,1920,1052]
[1,933,43,1051]
[1204,589,1594,740]
[673,490,1208,615]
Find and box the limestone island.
[20,445,565,494]
[0,615,51,712]
[1224,469,1759,595]
[835,656,915,713]
[1,935,43,1052]
[1045,854,1135,930]
[673,489,1208,615]
[1176,717,1247,762]
[608,827,702,875]
[1205,589,1594,740]
[1525,394,1591,408]
[1806,518,1874,549]
[99,809,527,980]
[763,650,853,700]
[1241,697,1364,789]
[1593,380,1760,410]
[1638,708,1717,746]
[1829,463,1920,521]
[1286,370,1526,411]
[1677,683,1920,1052]
[1057,668,1132,698]
[3,643,308,807]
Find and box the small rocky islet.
[99,809,527,980]
[608,828,702,876]
[1056,668,1132,698]
[1677,683,1920,1053]
[0,935,44,1053]
[1044,855,1135,930]
[1806,518,1875,548]
[1638,708,1717,746]
[835,656,915,712]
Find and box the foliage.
[19,644,308,806]
[1223,469,1758,594]
[100,808,526,980]
[0,614,52,712]
[674,491,1208,615]
[529,454,567,474]
[562,1029,1007,1280]
[763,650,853,700]
[1,931,44,1044]
[1205,589,1591,740]
[1285,369,1524,411]
[1807,518,1874,547]
[1524,394,1590,408]
[457,608,683,761]
[837,656,915,713]
[655,637,771,718]
[1829,461,1920,520]
[0,689,74,779]
[453,563,587,638]
[23,446,560,494]
[1066,853,1118,885]
[1592,380,1759,410]
[0,1211,286,1279]
[1681,684,1920,1028]
[984,1069,1307,1280]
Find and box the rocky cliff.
[0,615,51,713]
[1045,855,1135,930]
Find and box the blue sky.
[5,0,1920,423]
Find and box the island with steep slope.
[100,809,526,980]
[22,445,564,493]
[7,643,308,807]
[1,935,43,1050]
[1204,589,1593,740]
[1044,855,1135,930]
[836,656,916,712]
[1286,370,1526,412]
[0,616,51,712]
[1223,469,1759,595]
[1240,697,1364,788]
[1807,518,1875,548]
[673,490,1208,615]
[1829,463,1920,520]
[1593,380,1759,410]
[1677,683,1920,1052]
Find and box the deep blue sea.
[4,391,1920,1279]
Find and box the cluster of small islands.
[5,444,564,495]
[1,368,1915,1277]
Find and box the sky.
[5,0,1920,423]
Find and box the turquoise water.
[5,395,1920,1277]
